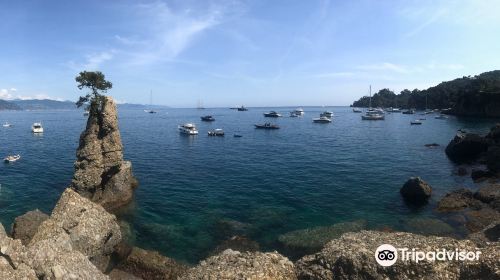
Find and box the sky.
[0,0,499,107]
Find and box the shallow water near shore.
[0,107,498,263]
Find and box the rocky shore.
[1,97,499,279]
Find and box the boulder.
[445,132,488,163]
[117,247,188,280]
[11,209,49,245]
[400,177,432,205]
[30,188,121,274]
[475,184,500,204]
[180,249,296,280]
[437,188,474,212]
[296,230,500,280]
[465,208,500,233]
[109,269,143,280]
[71,96,138,211]
[277,220,366,258]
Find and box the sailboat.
[144,90,157,114]
[361,85,385,120]
[197,99,205,110]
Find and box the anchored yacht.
[32,122,44,133]
[178,123,198,135]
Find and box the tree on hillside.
[75,71,112,111]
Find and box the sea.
[0,107,497,263]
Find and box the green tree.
[75,71,112,111]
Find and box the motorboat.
[402,109,415,114]
[411,120,423,125]
[289,111,299,117]
[32,122,44,133]
[313,116,332,123]
[4,154,20,163]
[352,108,362,113]
[233,134,243,138]
[293,108,304,116]
[320,111,334,118]
[237,106,248,111]
[254,123,280,129]
[263,111,282,117]
[144,109,157,114]
[201,115,215,122]
[2,122,12,127]
[435,114,448,119]
[208,129,224,136]
[178,123,198,135]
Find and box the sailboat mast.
[369,85,372,109]
[150,90,153,107]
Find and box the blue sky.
[0,0,499,107]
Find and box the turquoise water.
[0,107,497,263]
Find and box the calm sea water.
[0,107,497,263]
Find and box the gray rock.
[465,207,500,233]
[11,209,49,245]
[211,235,260,256]
[475,183,500,204]
[117,246,188,280]
[445,132,489,163]
[400,177,432,205]
[109,269,143,280]
[181,249,297,280]
[437,188,474,212]
[296,230,500,280]
[71,96,138,211]
[469,221,500,246]
[278,220,366,257]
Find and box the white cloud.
[357,63,408,73]
[0,88,62,101]
[0,89,14,99]
[83,51,115,70]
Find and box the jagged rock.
[475,184,500,204]
[109,269,143,280]
[403,217,455,237]
[117,247,188,280]
[181,249,296,280]
[31,188,121,260]
[211,235,260,256]
[445,132,489,163]
[296,230,500,280]
[400,177,432,205]
[437,188,474,212]
[278,220,366,258]
[11,209,49,245]
[71,96,138,211]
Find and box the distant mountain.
[351,70,500,117]
[0,99,21,110]
[11,99,76,110]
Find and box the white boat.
[289,111,299,117]
[145,90,157,113]
[320,111,334,118]
[3,122,13,127]
[4,154,20,163]
[352,108,362,113]
[293,108,304,116]
[386,107,401,113]
[178,123,198,135]
[32,122,43,133]
[313,116,332,123]
[361,86,385,121]
[208,128,224,136]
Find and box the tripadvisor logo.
[375,244,482,267]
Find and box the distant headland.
[352,70,500,118]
